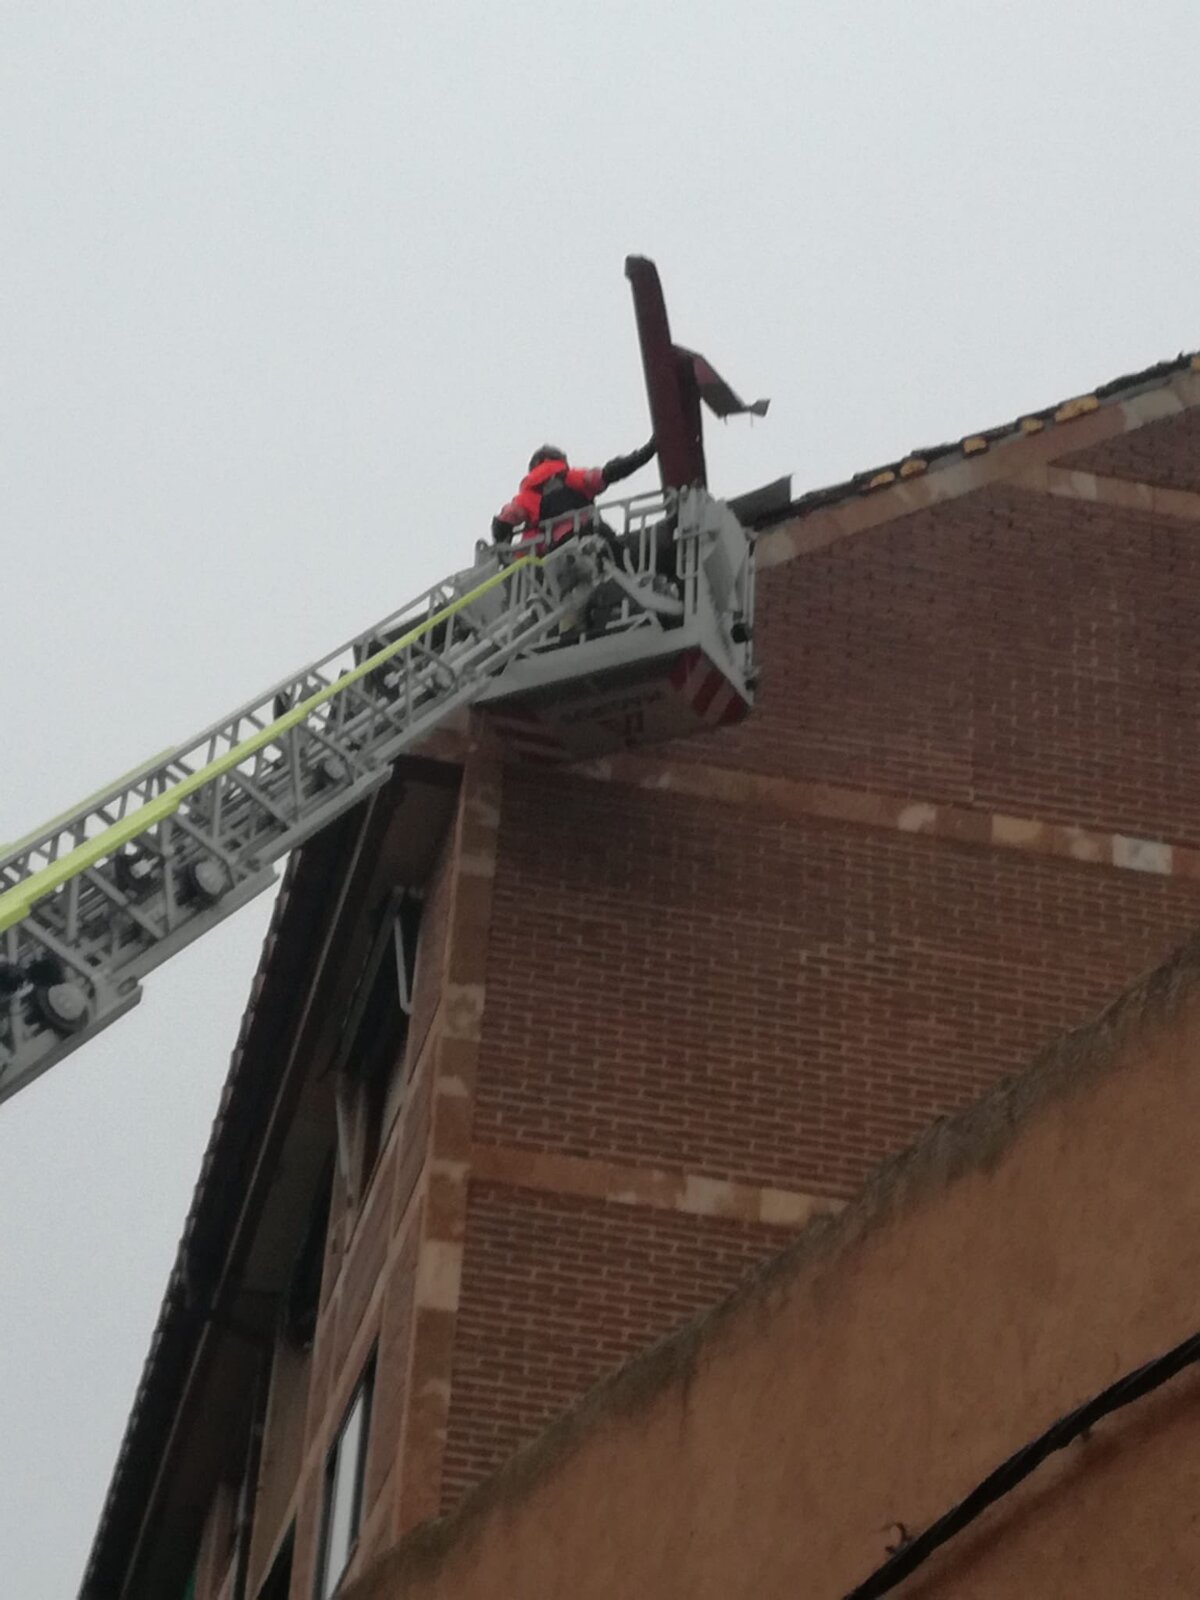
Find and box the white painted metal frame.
[0,488,752,1105]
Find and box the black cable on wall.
[844,1326,1200,1599]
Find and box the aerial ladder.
[0,258,770,1108]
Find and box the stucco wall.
[346,941,1200,1600]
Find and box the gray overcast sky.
[2,4,1197,1594]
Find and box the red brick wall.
[395,1050,432,1226]
[444,459,1200,1507]
[1059,405,1200,493]
[308,412,1200,1550]
[363,1222,419,1521]
[334,1135,398,1372]
[475,769,1200,1196]
[441,1182,793,1507]
[670,484,1200,844]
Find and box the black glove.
[491,516,514,546]
[601,436,657,487]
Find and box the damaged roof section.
[746,349,1200,535]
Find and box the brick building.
[81,353,1200,1600]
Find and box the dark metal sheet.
[625,255,708,490]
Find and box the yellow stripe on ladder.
[0,558,537,936]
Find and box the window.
[284,1158,333,1348]
[337,891,422,1193]
[316,1358,375,1599]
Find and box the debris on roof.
[749,349,1200,532]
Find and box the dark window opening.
[284,1157,334,1348]
[257,1525,294,1600]
[315,1355,375,1600]
[338,890,422,1195]
[357,962,400,1187]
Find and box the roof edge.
[754,354,1200,569]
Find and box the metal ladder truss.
[0,489,730,1105]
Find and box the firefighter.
[490,438,656,551]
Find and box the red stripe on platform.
[691,667,725,717]
[717,691,750,726]
[702,685,734,725]
[669,648,701,691]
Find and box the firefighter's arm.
[601,437,656,486]
[492,490,534,545]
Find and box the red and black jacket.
[496,458,606,548]
[491,439,656,548]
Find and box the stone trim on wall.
[392,738,504,1537]
[575,754,1197,883]
[757,371,1200,571]
[469,1144,843,1229]
[1016,462,1200,522]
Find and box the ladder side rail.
[0,489,701,1106]
[502,488,676,570]
[0,561,519,883]
[676,489,703,620]
[72,553,565,943]
[80,866,168,946]
[603,487,681,633]
[0,554,546,902]
[0,566,592,1113]
[0,542,605,1102]
[0,749,180,870]
[3,484,675,887]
